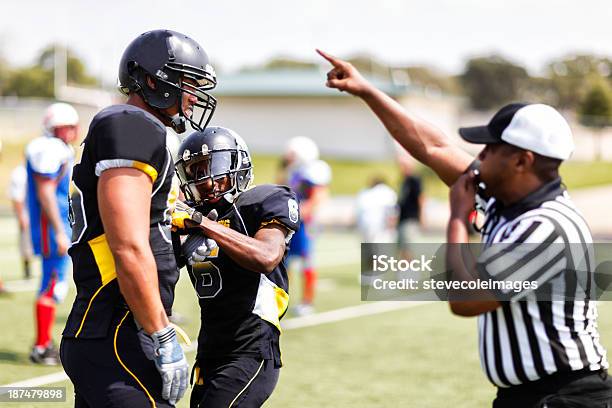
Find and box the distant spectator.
[356,176,398,244]
[396,155,424,258]
[9,164,33,279]
[356,176,398,275]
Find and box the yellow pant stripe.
[114,311,156,408]
[74,281,112,338]
[228,360,264,408]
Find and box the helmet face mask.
[118,30,217,133]
[180,149,238,202]
[176,127,253,207]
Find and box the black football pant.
[493,369,612,408]
[60,310,173,408]
[190,356,279,408]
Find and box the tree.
[460,56,530,110]
[1,45,97,97]
[262,57,317,71]
[2,66,53,97]
[38,45,98,87]
[547,55,612,109]
[578,80,612,160]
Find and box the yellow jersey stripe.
[131,160,158,183]
[88,234,117,285]
[75,234,118,337]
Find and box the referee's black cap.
[459,103,528,144]
[458,103,574,160]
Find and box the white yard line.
[0,301,429,390]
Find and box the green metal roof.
[213,68,409,97]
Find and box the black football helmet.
[176,126,253,207]
[118,29,217,133]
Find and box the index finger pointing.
[316,48,343,67]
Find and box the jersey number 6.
[190,262,222,299]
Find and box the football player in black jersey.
[172,127,300,407]
[60,30,216,408]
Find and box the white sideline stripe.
[281,301,430,330]
[0,301,429,390]
[1,371,69,388]
[4,279,38,292]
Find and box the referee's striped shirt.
[477,177,608,387]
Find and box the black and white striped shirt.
[477,178,608,387]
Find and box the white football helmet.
[285,136,319,167]
[43,103,79,133]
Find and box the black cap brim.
[458,126,501,144]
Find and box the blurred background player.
[9,163,33,280]
[25,102,78,364]
[396,153,424,259]
[355,176,397,279]
[279,136,331,316]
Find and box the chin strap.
[170,114,186,133]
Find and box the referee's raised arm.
[316,49,473,186]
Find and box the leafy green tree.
[579,79,612,160]
[37,45,98,87]
[1,45,97,97]
[547,55,612,109]
[3,66,54,97]
[460,56,530,110]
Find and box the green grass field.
[2,216,612,407]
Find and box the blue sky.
[3,0,612,85]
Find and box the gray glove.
[181,209,219,265]
[138,326,188,406]
[183,234,218,265]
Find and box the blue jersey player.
[26,102,78,364]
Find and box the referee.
[317,49,612,407]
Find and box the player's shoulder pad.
[236,184,293,207]
[26,136,72,175]
[88,104,166,143]
[236,184,300,231]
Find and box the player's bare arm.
[11,198,28,231]
[446,171,499,316]
[98,167,169,334]
[33,174,69,254]
[199,219,288,274]
[316,49,473,186]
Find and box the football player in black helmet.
[118,29,217,133]
[61,30,216,408]
[172,127,300,407]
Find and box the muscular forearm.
[114,245,169,333]
[199,219,283,274]
[360,87,472,186]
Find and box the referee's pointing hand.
[316,49,372,97]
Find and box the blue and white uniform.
[287,159,331,260]
[25,135,73,301]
